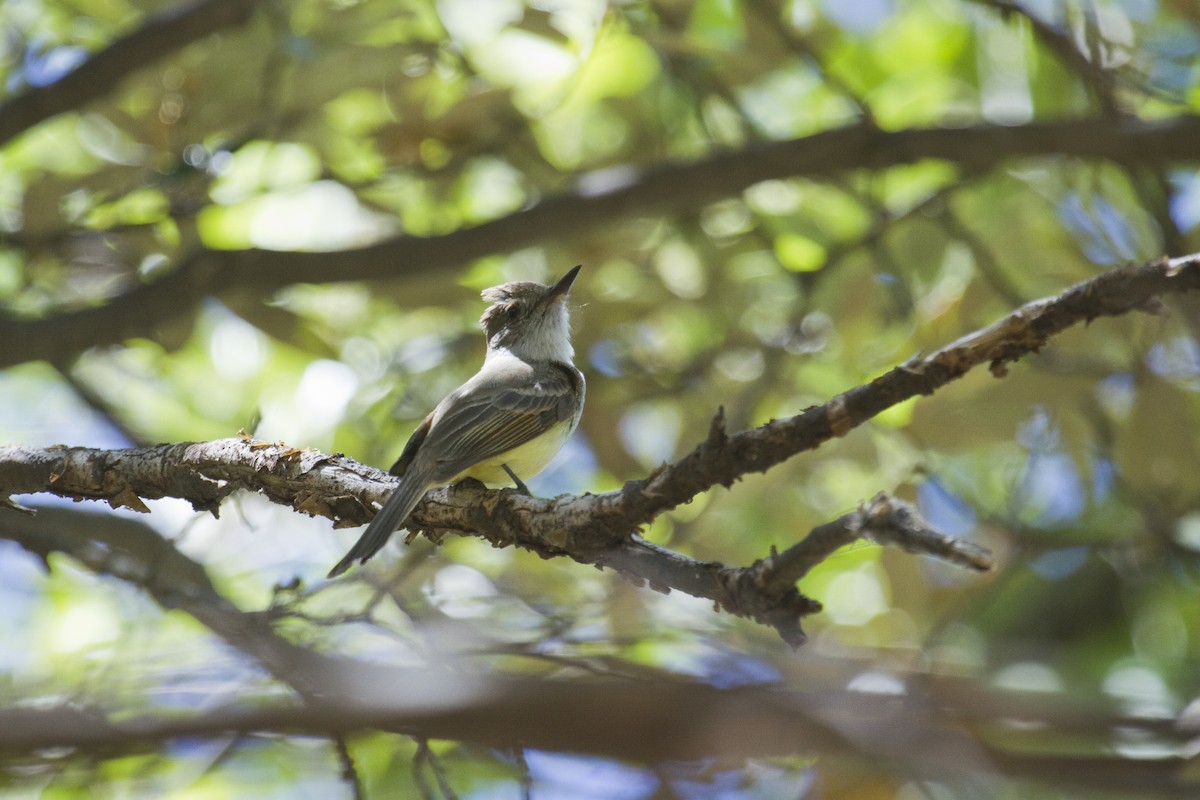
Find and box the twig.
[754,493,993,594]
[415,738,459,800]
[514,747,533,800]
[974,0,1120,117]
[333,736,364,800]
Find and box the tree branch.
[974,0,1121,116]
[0,0,261,148]
[4,254,1199,643]
[0,509,1189,794]
[4,116,1200,368]
[584,254,1200,531]
[0,438,918,646]
[0,506,365,701]
[754,492,992,593]
[0,678,1193,795]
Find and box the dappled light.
[1,0,1200,798]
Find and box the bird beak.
[544,264,581,305]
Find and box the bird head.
[480,265,581,363]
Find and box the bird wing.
[420,360,582,481]
[329,359,582,578]
[388,413,432,478]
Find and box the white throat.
[487,303,575,365]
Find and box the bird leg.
[501,463,532,495]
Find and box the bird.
[328,265,585,577]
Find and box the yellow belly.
[449,420,574,488]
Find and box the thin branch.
[415,738,459,800]
[0,0,262,148]
[756,493,992,592]
[749,0,872,120]
[593,253,1200,529]
[333,737,364,800]
[54,364,147,448]
[4,116,1200,369]
[0,505,375,700]
[3,255,1199,644]
[514,747,533,800]
[974,0,1120,117]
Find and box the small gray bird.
[328,265,585,577]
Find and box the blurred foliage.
[2,0,1200,797]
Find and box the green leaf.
[774,233,827,272]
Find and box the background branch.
[974,0,1121,116]
[0,673,1192,795]
[0,508,1187,794]
[4,116,1200,369]
[0,0,261,148]
[1,506,363,701]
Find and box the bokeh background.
[2,0,1200,797]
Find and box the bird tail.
[327,470,433,578]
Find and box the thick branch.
[0,0,261,148]
[0,436,381,520]
[3,255,1198,644]
[4,116,1200,368]
[0,440,980,646]
[0,436,830,645]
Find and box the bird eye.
[506,305,521,321]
